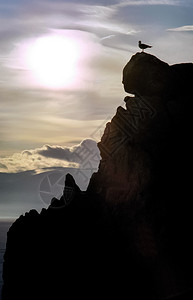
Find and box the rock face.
[2,53,193,300]
[123,52,172,97]
[123,52,193,99]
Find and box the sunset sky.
[1,0,193,217]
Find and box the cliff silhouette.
[2,52,193,300]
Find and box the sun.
[26,35,79,88]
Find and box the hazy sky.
[0,0,193,217]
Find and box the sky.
[0,0,193,218]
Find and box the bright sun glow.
[26,35,79,88]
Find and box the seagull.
[138,41,152,52]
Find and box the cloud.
[0,0,139,65]
[0,139,100,174]
[167,25,193,32]
[0,1,125,49]
[0,163,7,170]
[25,138,99,162]
[100,35,116,41]
[113,0,181,7]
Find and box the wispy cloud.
[100,35,116,41]
[114,0,181,7]
[167,25,193,32]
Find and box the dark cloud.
[36,139,100,164]
[22,150,32,156]
[0,163,7,169]
[37,145,72,160]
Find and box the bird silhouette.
[138,41,152,52]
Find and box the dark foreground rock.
[2,53,193,300]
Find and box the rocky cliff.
[2,53,193,300]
